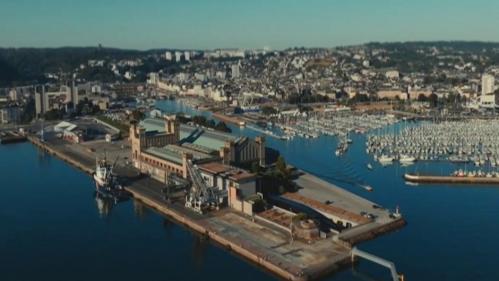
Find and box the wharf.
[405,173,499,185]
[26,135,405,280]
[293,173,406,246]
[212,112,246,126]
[1,131,27,145]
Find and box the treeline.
[0,47,183,87]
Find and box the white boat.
[367,163,373,170]
[94,159,112,188]
[93,157,119,189]
[399,155,416,164]
[360,184,373,192]
[378,155,394,164]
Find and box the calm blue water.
[1,100,498,281]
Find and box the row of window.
[141,155,183,175]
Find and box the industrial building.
[0,106,21,124]
[35,83,78,117]
[129,116,264,212]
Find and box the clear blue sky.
[0,0,497,50]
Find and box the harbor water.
[1,99,498,281]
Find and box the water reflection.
[133,199,150,220]
[351,268,383,281]
[94,191,129,218]
[192,235,208,269]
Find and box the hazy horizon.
[1,0,499,50]
[2,40,499,52]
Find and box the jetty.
[1,130,27,144]
[26,134,405,281]
[404,173,499,185]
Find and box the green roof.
[144,144,216,164]
[140,118,242,152]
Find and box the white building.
[0,107,20,124]
[480,92,499,109]
[231,63,240,79]
[165,51,172,61]
[8,89,18,101]
[385,70,400,80]
[216,71,226,80]
[184,51,190,61]
[175,51,182,62]
[147,72,160,86]
[91,85,102,94]
[124,71,134,80]
[482,74,495,96]
[35,84,77,117]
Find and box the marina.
[4,111,499,280]
[367,119,499,170]
[275,109,397,142]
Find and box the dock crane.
[184,160,224,214]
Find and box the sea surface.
[1,100,498,281]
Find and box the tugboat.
[93,157,129,201]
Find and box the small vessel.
[360,184,373,192]
[93,157,128,199]
[399,154,416,164]
[378,155,394,165]
[94,158,116,188]
[367,163,373,170]
[335,141,348,156]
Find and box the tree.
[417,94,428,102]
[251,161,262,174]
[428,93,438,107]
[276,156,287,175]
[20,98,35,123]
[261,106,277,116]
[44,108,64,120]
[131,109,145,121]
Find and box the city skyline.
[1,0,499,50]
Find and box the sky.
[0,0,498,50]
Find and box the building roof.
[198,162,256,182]
[54,121,77,132]
[139,118,243,151]
[145,144,216,165]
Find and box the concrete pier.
[26,135,405,281]
[405,173,499,185]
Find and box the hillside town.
[2,42,499,128]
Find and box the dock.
[404,173,499,185]
[212,112,246,126]
[26,135,405,281]
[1,131,27,145]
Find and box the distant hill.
[0,47,152,87]
[2,41,499,87]
[364,41,499,51]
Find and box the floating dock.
[405,173,499,185]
